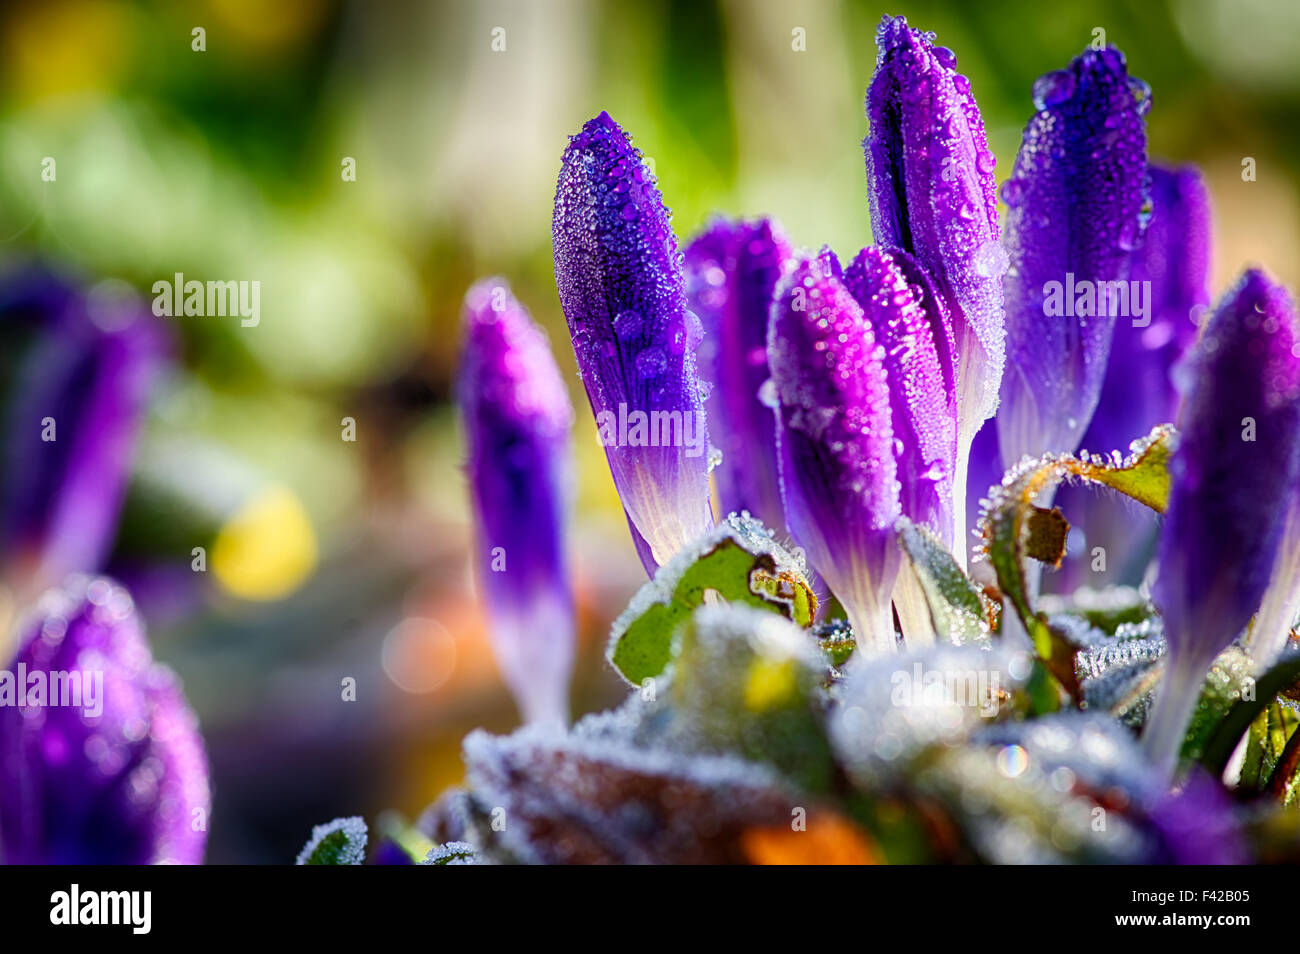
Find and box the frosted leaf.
[461,721,803,864]
[422,841,476,865]
[914,717,1160,864]
[830,643,1031,790]
[295,816,368,865]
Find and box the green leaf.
[896,518,989,646]
[670,603,836,793]
[422,841,476,865]
[974,424,1176,697]
[607,514,816,686]
[296,816,368,865]
[1197,650,1300,774]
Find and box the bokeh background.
[0,0,1297,862]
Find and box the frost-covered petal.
[768,250,900,653]
[997,45,1150,465]
[684,217,793,531]
[1145,269,1300,774]
[552,112,712,573]
[843,246,957,544]
[458,279,575,727]
[0,576,210,864]
[864,15,1004,461]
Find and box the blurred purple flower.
[768,250,901,654]
[0,576,209,864]
[553,111,712,574]
[1150,769,1249,865]
[684,217,793,533]
[1145,270,1300,775]
[1,278,168,602]
[1052,164,1212,589]
[458,279,575,727]
[997,45,1150,467]
[863,14,1004,565]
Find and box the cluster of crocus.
[0,272,211,864]
[457,279,576,727]
[453,15,1300,801]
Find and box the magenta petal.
[998,45,1150,464]
[552,112,712,571]
[768,251,901,652]
[843,247,957,544]
[684,217,793,532]
[458,279,575,726]
[865,15,1005,447]
[0,577,210,864]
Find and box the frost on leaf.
[974,424,1175,696]
[830,644,1030,791]
[607,512,816,686]
[296,816,368,865]
[459,717,826,864]
[918,713,1169,863]
[422,841,476,865]
[665,604,836,793]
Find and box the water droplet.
[635,346,666,378]
[757,378,778,408]
[620,203,638,221]
[1118,216,1139,251]
[972,241,1009,279]
[1000,178,1026,207]
[932,45,957,69]
[1032,69,1076,110]
[613,309,642,340]
[1128,76,1152,116]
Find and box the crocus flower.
[553,111,712,574]
[997,45,1150,468]
[768,250,900,654]
[1051,164,1212,589]
[1,282,167,604]
[0,576,210,864]
[1145,270,1300,776]
[458,279,575,727]
[842,246,957,545]
[863,14,1005,566]
[684,218,793,532]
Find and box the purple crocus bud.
[1052,164,1211,589]
[458,279,575,727]
[864,15,1004,566]
[553,112,712,573]
[997,46,1150,467]
[1145,270,1300,776]
[684,218,794,532]
[2,285,167,602]
[0,576,210,864]
[768,250,901,654]
[843,246,957,545]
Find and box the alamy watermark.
[1043,273,1151,327]
[152,272,260,327]
[0,665,103,718]
[595,402,706,458]
[890,662,1004,717]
